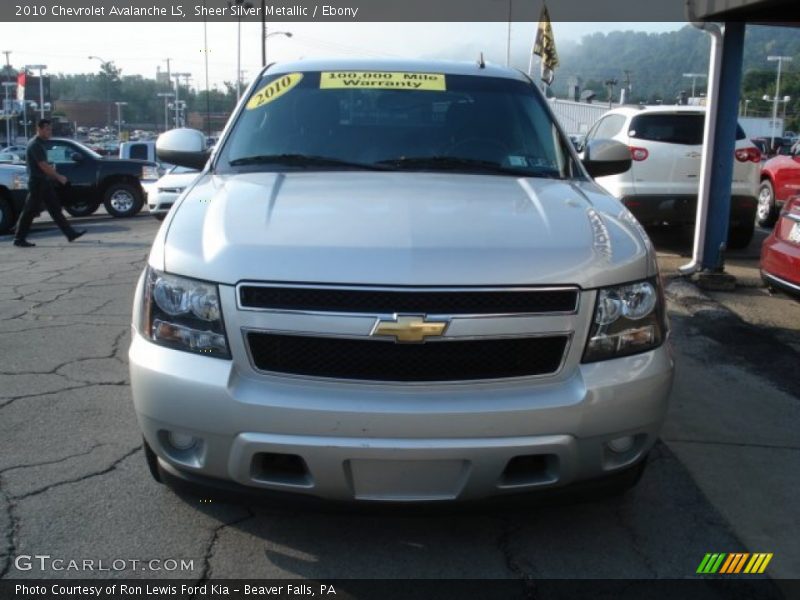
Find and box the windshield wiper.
[229,154,388,171]
[375,156,561,178]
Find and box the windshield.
[629,113,747,145]
[216,70,572,179]
[66,139,103,160]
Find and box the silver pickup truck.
[0,162,28,235]
[130,59,674,503]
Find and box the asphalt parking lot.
[0,213,797,591]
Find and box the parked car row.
[0,137,157,234]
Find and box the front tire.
[64,199,99,218]
[0,194,15,235]
[103,183,144,218]
[757,180,778,228]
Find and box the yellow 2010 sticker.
[246,73,303,110]
[320,72,446,91]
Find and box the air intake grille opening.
[247,333,569,381]
[239,286,578,315]
[501,454,558,486]
[251,452,311,486]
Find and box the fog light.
[608,436,634,454]
[168,431,197,451]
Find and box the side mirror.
[156,128,210,170]
[582,139,632,178]
[70,152,83,162]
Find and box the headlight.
[139,267,230,358]
[142,165,160,180]
[582,278,667,363]
[12,172,28,190]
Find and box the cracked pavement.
[0,215,797,586]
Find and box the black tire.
[154,213,166,222]
[727,222,755,250]
[0,193,15,235]
[103,182,144,218]
[756,180,778,228]
[143,438,164,484]
[64,200,99,218]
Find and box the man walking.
[13,119,86,247]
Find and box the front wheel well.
[99,175,142,196]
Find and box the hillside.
[550,24,800,127]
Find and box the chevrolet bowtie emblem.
[372,315,449,343]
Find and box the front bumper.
[129,334,674,502]
[147,193,178,216]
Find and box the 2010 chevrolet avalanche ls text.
[129,59,674,503]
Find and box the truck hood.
[155,172,654,288]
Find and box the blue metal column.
[702,21,745,271]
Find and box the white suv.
[585,106,760,249]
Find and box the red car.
[758,143,800,227]
[761,196,800,297]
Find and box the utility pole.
[25,64,47,119]
[604,78,618,108]
[682,72,707,99]
[1,51,11,144]
[164,58,171,89]
[88,55,112,128]
[768,56,792,151]
[157,92,173,132]
[115,101,127,139]
[623,70,632,95]
[172,72,190,127]
[261,0,266,67]
[506,0,512,67]
[2,82,14,145]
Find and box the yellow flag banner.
[532,5,558,86]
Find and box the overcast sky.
[3,22,683,89]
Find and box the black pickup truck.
[38,137,159,219]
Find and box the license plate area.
[346,459,469,501]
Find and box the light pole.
[88,55,112,128]
[768,55,792,151]
[157,92,174,132]
[172,73,190,127]
[229,0,253,102]
[742,98,751,117]
[24,64,47,119]
[506,0,512,67]
[264,28,292,67]
[114,101,127,139]
[2,81,14,144]
[682,73,707,99]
